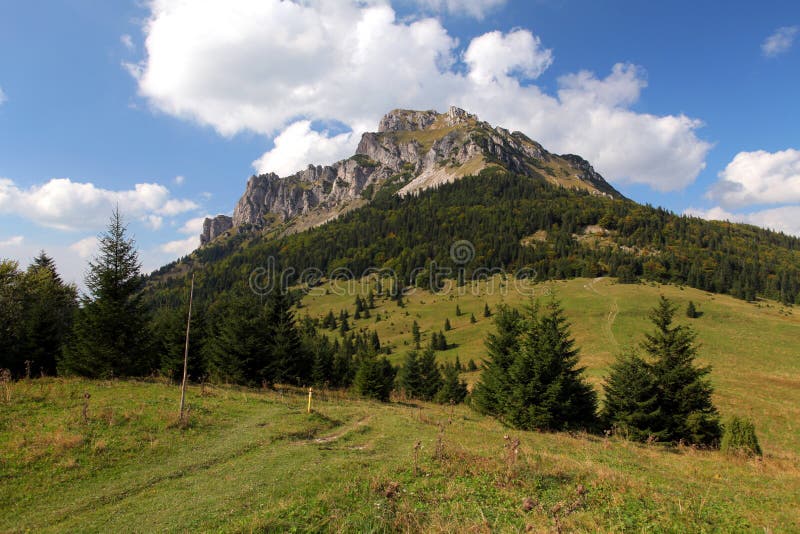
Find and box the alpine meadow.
[2,2,800,532]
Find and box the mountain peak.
[200,107,623,245]
[377,106,478,133]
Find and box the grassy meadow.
[2,278,799,532]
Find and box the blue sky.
[1,0,799,287]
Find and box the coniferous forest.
[150,168,800,312]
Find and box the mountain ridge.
[199,107,622,245]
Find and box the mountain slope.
[149,169,800,315]
[199,107,622,244]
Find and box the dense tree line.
[472,296,720,445]
[0,253,77,377]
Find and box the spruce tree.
[456,304,462,317]
[263,288,308,385]
[602,349,662,441]
[353,355,395,401]
[417,347,443,400]
[483,303,491,317]
[151,301,204,382]
[503,301,597,431]
[21,252,77,376]
[642,296,720,445]
[309,335,334,387]
[444,318,452,331]
[686,301,699,318]
[412,320,421,348]
[470,313,477,324]
[202,292,270,385]
[471,305,523,415]
[0,260,25,375]
[61,209,152,378]
[436,362,468,404]
[396,350,422,398]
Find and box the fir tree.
[456,304,462,317]
[686,300,699,318]
[202,292,270,385]
[151,300,204,382]
[503,301,597,431]
[396,350,422,398]
[601,349,662,441]
[263,288,308,385]
[471,305,523,415]
[0,260,25,376]
[467,359,478,371]
[323,310,337,330]
[370,330,381,352]
[353,355,395,401]
[61,209,152,377]
[483,303,491,317]
[309,335,334,387]
[470,313,477,324]
[436,363,468,404]
[417,347,443,400]
[444,318,452,331]
[21,252,77,376]
[641,296,720,445]
[412,320,421,348]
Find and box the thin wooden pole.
[307,387,313,414]
[179,273,195,421]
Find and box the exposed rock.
[200,215,233,245]
[378,109,438,133]
[200,106,624,245]
[444,106,476,127]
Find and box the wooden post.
[307,387,313,414]
[179,273,195,421]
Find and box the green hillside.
[3,281,799,532]
[300,276,800,455]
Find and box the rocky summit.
[200,106,622,245]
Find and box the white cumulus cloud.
[159,235,199,256]
[0,177,198,231]
[178,215,211,235]
[253,121,357,176]
[0,235,23,247]
[129,0,712,191]
[762,26,799,57]
[412,0,506,19]
[464,29,553,84]
[709,149,800,208]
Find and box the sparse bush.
[721,416,762,457]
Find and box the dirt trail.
[310,414,371,444]
[583,277,618,347]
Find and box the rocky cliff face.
[200,106,622,245]
[200,215,233,245]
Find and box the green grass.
[2,378,798,532]
[2,278,800,531]
[303,277,800,456]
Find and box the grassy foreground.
[2,278,799,532]
[1,378,798,532]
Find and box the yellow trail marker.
[307,387,313,414]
